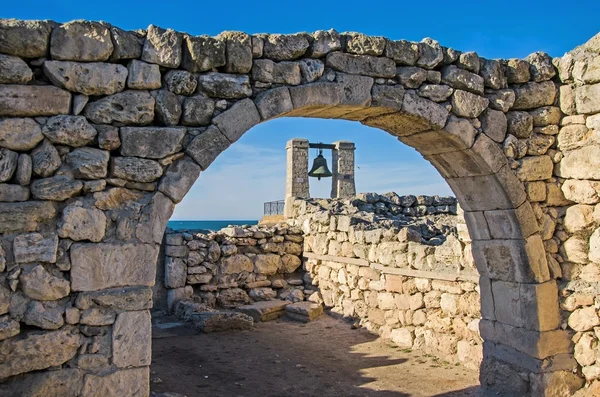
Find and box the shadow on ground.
[150,312,482,397]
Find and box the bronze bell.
[308,149,333,180]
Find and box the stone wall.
[288,193,482,369]
[0,16,598,396]
[159,224,305,312]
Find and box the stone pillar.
[284,138,309,217]
[331,141,356,199]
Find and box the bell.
[308,149,333,180]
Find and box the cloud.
[172,143,453,220]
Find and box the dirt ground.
[150,313,482,397]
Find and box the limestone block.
[217,288,251,308]
[13,233,58,264]
[219,31,253,73]
[0,19,52,58]
[530,106,562,127]
[58,206,106,242]
[30,175,83,201]
[561,180,600,205]
[181,95,214,126]
[479,108,507,143]
[182,34,226,73]
[120,127,185,159]
[75,286,153,311]
[66,147,109,180]
[417,38,443,69]
[81,367,149,397]
[254,87,293,120]
[50,21,113,61]
[212,99,260,143]
[197,73,252,99]
[512,81,557,110]
[0,118,43,151]
[396,66,427,88]
[44,61,127,95]
[479,59,506,89]
[441,65,484,95]
[575,83,600,114]
[96,125,120,151]
[83,90,155,125]
[112,311,151,368]
[299,59,324,83]
[568,306,600,332]
[343,32,385,56]
[451,89,489,118]
[154,90,181,126]
[507,111,533,138]
[0,184,29,202]
[325,52,395,78]
[0,201,57,234]
[0,327,81,380]
[135,192,174,244]
[126,60,161,90]
[109,26,144,60]
[308,29,342,58]
[236,300,290,322]
[561,236,589,264]
[158,157,201,203]
[185,125,230,170]
[30,140,60,178]
[0,148,17,183]
[163,70,197,95]
[390,328,414,348]
[141,24,182,68]
[556,146,600,180]
[262,33,309,60]
[111,157,163,183]
[0,54,32,84]
[0,85,71,117]
[70,242,158,291]
[516,156,553,181]
[252,59,301,85]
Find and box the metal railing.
[264,200,285,216]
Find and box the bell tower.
[284,138,356,217]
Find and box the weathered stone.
[213,99,260,143]
[217,288,251,308]
[65,148,108,180]
[197,73,252,99]
[95,125,120,150]
[371,85,405,110]
[396,66,427,89]
[0,184,29,202]
[120,127,185,159]
[0,118,43,151]
[154,90,182,126]
[281,253,302,273]
[237,300,290,322]
[182,34,226,72]
[141,25,182,68]
[109,26,144,60]
[0,327,80,380]
[163,70,197,95]
[516,156,553,182]
[480,59,506,89]
[575,83,600,114]
[512,81,557,110]
[401,90,449,130]
[165,257,186,288]
[219,31,253,73]
[343,32,385,56]
[23,301,64,330]
[568,306,600,332]
[221,254,253,274]
[158,157,201,203]
[19,265,69,300]
[253,254,281,275]
[507,111,533,139]
[299,59,324,83]
[441,65,484,95]
[44,61,127,95]
[14,233,58,263]
[0,19,52,58]
[50,20,113,61]
[0,201,57,233]
[0,54,32,84]
[451,90,489,118]
[309,29,342,58]
[0,316,19,340]
[31,140,60,178]
[83,90,155,125]
[486,89,516,112]
[385,39,419,66]
[126,60,161,90]
[252,59,301,85]
[263,34,309,60]
[81,367,149,397]
[135,192,174,244]
[185,125,230,170]
[506,59,531,84]
[286,301,323,322]
[417,38,443,69]
[190,311,253,332]
[0,148,17,183]
[111,156,163,182]
[557,146,600,180]
[113,310,151,368]
[31,175,82,201]
[181,95,215,126]
[0,85,71,117]
[58,206,106,242]
[70,243,158,291]
[326,52,395,78]
[417,84,453,102]
[480,109,507,142]
[525,52,556,82]
[76,286,152,311]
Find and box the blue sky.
[4,1,599,220]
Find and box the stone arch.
[0,19,596,396]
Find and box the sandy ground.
[150,313,482,397]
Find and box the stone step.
[189,311,253,333]
[236,300,291,322]
[285,302,323,323]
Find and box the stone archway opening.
[0,19,596,397]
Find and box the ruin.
[0,18,599,396]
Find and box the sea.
[167,220,258,232]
